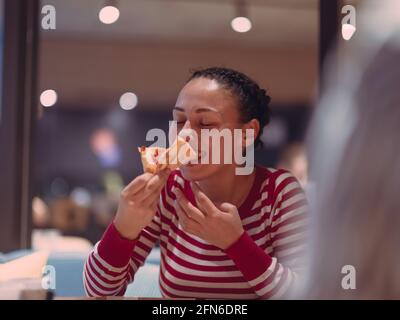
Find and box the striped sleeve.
[83,207,162,297]
[225,171,309,299]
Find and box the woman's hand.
[114,169,170,240]
[174,182,244,250]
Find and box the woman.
[83,67,308,299]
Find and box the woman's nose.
[182,120,191,129]
[180,120,194,137]
[179,120,199,146]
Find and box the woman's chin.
[180,164,210,181]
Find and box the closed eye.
[200,123,216,127]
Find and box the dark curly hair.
[188,67,271,149]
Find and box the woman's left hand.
[174,182,244,250]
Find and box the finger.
[124,173,153,195]
[174,200,190,228]
[184,227,200,237]
[190,181,218,215]
[135,169,170,203]
[150,201,159,214]
[143,170,169,204]
[218,202,237,213]
[175,188,205,224]
[141,184,163,208]
[145,169,170,194]
[174,198,201,231]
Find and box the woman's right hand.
[113,169,170,240]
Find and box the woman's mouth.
[186,151,206,166]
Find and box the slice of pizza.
[166,135,197,170]
[138,136,197,173]
[137,146,168,174]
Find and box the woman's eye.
[200,122,216,127]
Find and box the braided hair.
[188,67,271,148]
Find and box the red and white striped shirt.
[83,165,309,299]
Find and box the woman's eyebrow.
[173,106,185,112]
[173,106,221,114]
[195,107,220,114]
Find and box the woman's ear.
[242,119,260,148]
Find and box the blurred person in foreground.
[305,0,400,299]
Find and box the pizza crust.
[138,136,197,173]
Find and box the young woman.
[83,67,309,299]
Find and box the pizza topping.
[138,138,197,173]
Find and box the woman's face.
[171,77,245,181]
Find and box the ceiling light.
[40,89,57,107]
[99,1,120,24]
[119,92,138,110]
[231,0,252,33]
